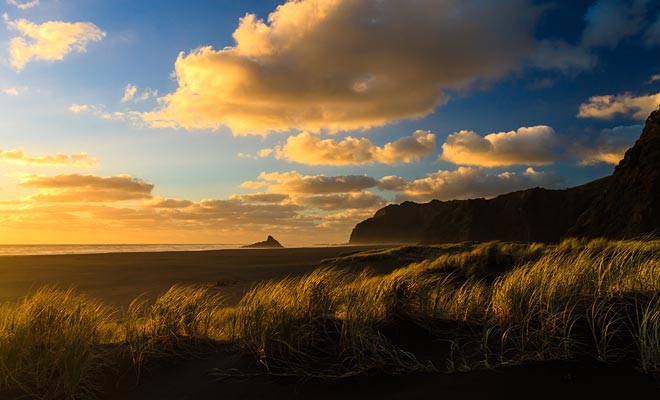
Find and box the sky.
[0,0,659,245]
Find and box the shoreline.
[0,244,365,257]
[0,245,393,310]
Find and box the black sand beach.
[0,246,391,310]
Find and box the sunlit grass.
[0,287,115,399]
[4,238,660,398]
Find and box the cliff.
[349,108,660,244]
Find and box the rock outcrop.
[568,108,660,239]
[242,235,284,248]
[349,108,660,244]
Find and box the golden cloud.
[0,148,96,167]
[267,130,435,166]
[16,173,154,202]
[142,0,541,134]
[232,193,290,204]
[250,171,379,194]
[1,166,566,243]
[573,125,642,166]
[297,192,385,211]
[396,167,562,202]
[3,13,105,70]
[578,91,660,120]
[142,197,194,209]
[441,126,557,167]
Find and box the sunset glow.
[1,0,659,245]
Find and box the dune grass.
[3,239,660,398]
[0,287,115,399]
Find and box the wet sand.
[0,245,390,310]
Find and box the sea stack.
[242,235,284,248]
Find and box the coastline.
[0,245,392,310]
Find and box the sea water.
[0,244,243,256]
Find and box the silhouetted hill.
[243,235,284,248]
[569,108,660,238]
[350,108,660,244]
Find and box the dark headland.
[350,107,660,244]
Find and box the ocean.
[0,244,244,256]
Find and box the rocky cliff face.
[568,108,660,239]
[349,108,660,244]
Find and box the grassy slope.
[3,239,660,398]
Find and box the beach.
[0,245,391,310]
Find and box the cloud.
[238,170,387,211]
[142,197,193,209]
[69,104,94,113]
[179,199,304,225]
[3,87,18,95]
[377,176,408,192]
[581,0,650,48]
[649,74,660,83]
[572,125,642,166]
[578,91,660,119]
[121,84,137,103]
[529,40,596,71]
[68,103,142,123]
[140,0,551,134]
[0,148,96,167]
[232,193,290,203]
[3,13,105,70]
[297,192,385,211]
[266,130,435,166]
[16,173,154,202]
[6,0,39,10]
[2,167,566,243]
[440,126,557,167]
[396,167,562,202]
[317,209,376,230]
[121,83,157,103]
[247,171,379,194]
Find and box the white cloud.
[266,130,435,166]
[578,91,660,120]
[441,126,557,167]
[3,13,105,70]
[68,103,141,123]
[396,167,562,202]
[6,0,39,10]
[140,0,561,135]
[121,83,157,103]
[121,84,137,103]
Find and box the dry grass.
[0,287,115,399]
[4,239,660,398]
